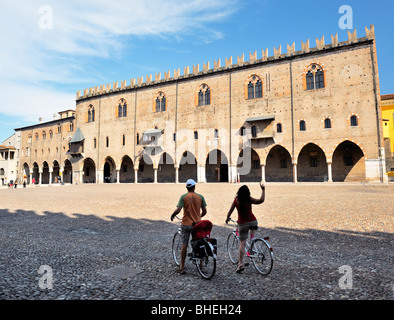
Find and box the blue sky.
[0,0,393,142]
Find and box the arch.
[265,145,293,182]
[52,160,60,183]
[42,161,50,184]
[120,155,134,183]
[22,163,30,184]
[205,149,228,182]
[157,152,175,183]
[138,153,154,183]
[332,140,365,182]
[83,158,96,183]
[32,162,39,184]
[297,143,328,182]
[116,98,127,118]
[103,156,116,183]
[63,159,73,184]
[237,147,261,182]
[179,151,197,183]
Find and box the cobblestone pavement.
[0,182,393,300]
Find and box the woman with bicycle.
[225,183,265,273]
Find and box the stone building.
[16,110,75,184]
[16,25,387,184]
[0,132,20,185]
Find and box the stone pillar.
[327,162,333,182]
[134,168,138,184]
[116,170,120,184]
[293,163,297,183]
[49,171,53,185]
[154,168,158,183]
[261,164,266,183]
[197,165,206,183]
[228,165,237,183]
[39,170,42,185]
[175,166,179,184]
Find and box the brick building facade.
[16,25,387,184]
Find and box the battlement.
[76,25,375,101]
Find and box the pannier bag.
[191,220,212,240]
[191,238,217,258]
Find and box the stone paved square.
[0,182,393,300]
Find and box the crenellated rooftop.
[76,25,375,101]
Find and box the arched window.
[87,105,95,123]
[49,130,53,139]
[155,92,166,112]
[197,84,211,106]
[350,115,358,126]
[304,64,325,90]
[246,75,263,99]
[116,99,127,118]
[299,120,306,131]
[35,133,39,141]
[194,131,198,140]
[324,118,331,129]
[69,122,74,132]
[240,126,246,136]
[277,123,282,133]
[42,131,46,140]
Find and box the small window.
[324,118,331,129]
[310,157,318,167]
[122,135,125,146]
[350,115,358,127]
[136,133,140,145]
[276,123,282,133]
[214,129,219,139]
[93,138,97,149]
[306,71,314,90]
[299,120,306,131]
[240,127,246,136]
[194,131,198,140]
[88,105,95,122]
[173,133,176,142]
[251,126,257,138]
[106,136,109,148]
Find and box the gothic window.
[246,75,263,99]
[116,99,127,118]
[197,84,211,106]
[42,131,46,140]
[87,105,95,123]
[49,130,53,139]
[304,64,325,90]
[155,92,166,112]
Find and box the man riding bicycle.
[170,179,207,274]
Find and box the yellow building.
[381,94,394,178]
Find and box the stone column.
[261,164,266,183]
[228,165,237,183]
[134,167,138,184]
[116,170,120,184]
[49,170,53,185]
[327,161,333,182]
[293,163,298,183]
[175,166,179,184]
[154,168,158,183]
[39,170,42,185]
[197,165,206,183]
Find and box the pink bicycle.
[227,218,273,275]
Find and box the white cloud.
[0,0,238,122]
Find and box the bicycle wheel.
[250,238,273,275]
[196,242,216,280]
[172,232,182,266]
[226,232,239,264]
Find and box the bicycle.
[226,218,273,275]
[172,216,217,280]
